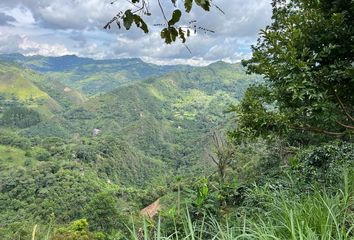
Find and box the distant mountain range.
[0,53,193,96]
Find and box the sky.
[0,0,272,65]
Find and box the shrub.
[36,149,51,161]
[291,142,354,189]
[52,219,104,240]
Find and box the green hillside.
[1,0,353,238]
[0,55,352,240]
[0,58,257,239]
[55,62,257,170]
[0,61,87,119]
[0,62,62,118]
[0,54,192,96]
[0,64,47,100]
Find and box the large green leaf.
[168,9,182,26]
[123,10,134,30]
[184,0,193,13]
[195,0,210,11]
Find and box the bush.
[35,149,51,161]
[75,145,97,163]
[0,130,31,150]
[52,219,104,240]
[291,142,354,189]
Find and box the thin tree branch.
[157,0,168,23]
[336,121,354,130]
[209,154,218,165]
[292,125,346,136]
[334,90,354,122]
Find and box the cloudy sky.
[0,0,272,65]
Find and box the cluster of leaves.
[292,141,354,189]
[236,0,354,139]
[104,0,219,44]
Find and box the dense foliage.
[238,0,354,138]
[0,56,257,239]
[0,106,41,128]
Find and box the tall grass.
[131,173,353,240]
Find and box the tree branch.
[292,125,346,136]
[209,154,219,165]
[157,0,168,23]
[334,90,354,123]
[336,121,354,130]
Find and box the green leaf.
[123,10,134,30]
[195,0,210,11]
[178,27,186,43]
[184,0,193,13]
[133,15,149,33]
[161,28,172,44]
[168,9,182,26]
[161,27,179,44]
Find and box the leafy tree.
[84,192,122,233]
[105,0,222,45]
[234,0,354,138]
[0,130,31,150]
[52,219,104,240]
[292,141,354,188]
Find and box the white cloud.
[142,56,214,66]
[0,0,273,64]
[0,11,16,26]
[19,36,76,56]
[0,32,75,56]
[5,7,36,27]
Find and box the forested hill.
[0,55,259,238]
[0,54,192,96]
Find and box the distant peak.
[208,60,229,67]
[56,54,80,59]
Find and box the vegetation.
[237,0,354,138]
[104,0,222,45]
[0,0,353,239]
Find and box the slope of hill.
[0,54,193,96]
[0,62,62,118]
[0,57,258,178]
[0,61,88,117]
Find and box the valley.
[0,1,353,239]
[0,54,257,238]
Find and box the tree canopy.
[234,0,354,139]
